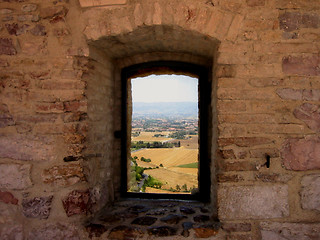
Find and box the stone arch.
[81,2,226,213]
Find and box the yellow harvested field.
[168,167,198,176]
[132,131,173,142]
[132,147,198,167]
[144,168,197,190]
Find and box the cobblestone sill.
[85,199,220,239]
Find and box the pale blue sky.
[131,74,198,103]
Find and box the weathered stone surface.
[109,225,143,240]
[246,0,265,7]
[300,174,320,211]
[29,24,46,36]
[79,0,127,7]
[40,6,68,19]
[132,216,157,226]
[0,38,16,55]
[222,223,251,232]
[294,103,320,132]
[85,223,108,238]
[279,12,301,32]
[255,173,293,183]
[21,4,37,12]
[283,55,320,76]
[218,174,244,182]
[218,137,273,147]
[282,136,320,170]
[0,224,23,240]
[0,163,32,190]
[218,185,289,219]
[17,14,40,22]
[5,23,29,35]
[260,222,320,240]
[147,226,177,237]
[21,38,47,55]
[160,214,186,224]
[279,12,320,32]
[28,223,79,240]
[0,190,18,205]
[303,89,320,101]
[180,206,195,215]
[276,88,302,100]
[0,135,55,161]
[42,163,85,186]
[194,224,219,238]
[22,196,53,219]
[62,190,91,217]
[0,104,14,128]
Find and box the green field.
[177,162,198,168]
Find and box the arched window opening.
[121,61,212,202]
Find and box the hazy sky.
[131,74,198,103]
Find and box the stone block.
[0,135,55,161]
[276,88,302,100]
[283,55,320,76]
[0,38,17,55]
[5,23,30,36]
[42,163,85,187]
[29,24,46,36]
[0,104,14,128]
[62,190,91,217]
[218,185,289,219]
[279,12,301,32]
[260,222,320,240]
[0,191,18,205]
[0,163,32,190]
[35,102,64,113]
[218,137,273,147]
[109,225,143,240]
[0,224,23,240]
[28,223,79,240]
[22,196,53,219]
[282,136,320,170]
[294,103,320,132]
[300,174,320,211]
[21,4,37,12]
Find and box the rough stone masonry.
[0,0,319,239]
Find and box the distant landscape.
[133,102,198,118]
[128,101,199,195]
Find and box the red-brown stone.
[193,225,219,238]
[0,190,18,205]
[85,223,108,238]
[42,163,85,187]
[282,55,320,76]
[5,23,29,35]
[293,103,320,132]
[282,136,320,170]
[62,189,91,217]
[0,38,17,55]
[22,196,53,219]
[30,24,46,36]
[109,225,143,240]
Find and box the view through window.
[128,74,199,195]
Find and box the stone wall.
[0,0,319,239]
